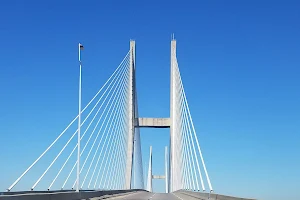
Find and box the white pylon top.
[172,33,175,40]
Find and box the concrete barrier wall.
[0,190,77,196]
[0,189,146,200]
[175,190,256,200]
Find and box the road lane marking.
[172,193,184,200]
[103,191,144,200]
[149,193,156,199]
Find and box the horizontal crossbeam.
[135,118,170,128]
[152,175,166,179]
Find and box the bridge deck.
[0,190,255,200]
[89,192,184,200]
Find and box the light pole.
[77,43,84,192]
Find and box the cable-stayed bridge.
[0,39,255,200]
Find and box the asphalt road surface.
[96,191,190,200]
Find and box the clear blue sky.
[0,1,299,199]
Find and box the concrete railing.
[175,190,256,200]
[0,189,146,200]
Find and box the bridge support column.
[165,146,168,193]
[170,38,176,192]
[147,146,169,193]
[146,146,153,192]
[125,40,136,189]
[170,38,183,192]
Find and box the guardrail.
[175,190,256,200]
[0,189,146,200]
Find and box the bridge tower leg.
[170,38,175,192]
[170,38,183,192]
[165,146,168,193]
[146,146,153,192]
[125,40,136,189]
